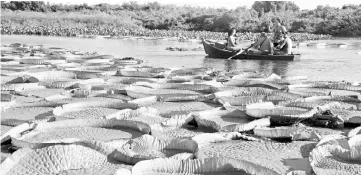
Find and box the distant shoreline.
[4,34,360,42]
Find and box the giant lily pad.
[132,157,279,175]
[11,119,151,148]
[196,140,316,174]
[113,134,198,164]
[309,135,361,175]
[0,142,132,175]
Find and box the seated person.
[274,32,293,55]
[248,32,273,55]
[226,28,242,51]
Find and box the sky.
[42,0,360,10]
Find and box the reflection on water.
[259,60,290,76]
[203,59,291,76]
[224,60,237,72]
[2,35,361,82]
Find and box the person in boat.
[262,20,272,33]
[248,32,273,55]
[272,19,287,47]
[226,28,242,51]
[274,32,293,55]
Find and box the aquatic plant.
[1,43,360,175]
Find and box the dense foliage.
[1,1,360,37]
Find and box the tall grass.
[1,11,141,29]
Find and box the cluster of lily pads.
[165,46,204,52]
[0,24,332,41]
[0,43,360,175]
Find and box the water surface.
[2,35,361,82]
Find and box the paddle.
[227,44,254,60]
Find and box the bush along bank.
[0,23,332,42]
[1,1,360,38]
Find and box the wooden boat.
[202,39,301,60]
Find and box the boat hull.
[202,39,301,61]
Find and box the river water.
[2,35,361,82]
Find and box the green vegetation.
[1,1,360,39]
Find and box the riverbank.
[2,1,360,37]
[0,24,332,42]
[1,11,332,41]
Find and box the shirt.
[253,36,273,53]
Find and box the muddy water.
[2,35,361,82]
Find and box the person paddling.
[248,32,273,55]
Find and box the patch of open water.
[2,35,361,82]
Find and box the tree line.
[1,1,361,36]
